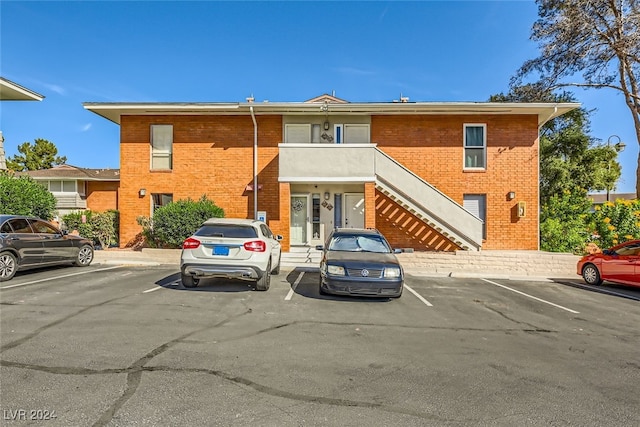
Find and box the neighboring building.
[20,164,120,217]
[589,192,637,207]
[0,77,45,170]
[84,94,578,252]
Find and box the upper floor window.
[151,125,173,170]
[285,124,311,143]
[464,124,486,169]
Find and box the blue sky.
[1,0,637,194]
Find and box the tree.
[0,171,56,219]
[490,87,621,204]
[6,138,67,171]
[513,0,640,196]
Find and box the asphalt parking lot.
[1,265,639,426]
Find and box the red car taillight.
[182,237,201,249]
[244,240,266,252]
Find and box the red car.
[577,239,640,287]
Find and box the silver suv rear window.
[195,224,258,238]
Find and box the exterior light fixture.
[508,191,516,200]
[139,188,146,197]
[324,192,330,200]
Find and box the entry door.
[290,195,309,245]
[344,193,365,229]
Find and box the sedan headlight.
[327,265,346,276]
[384,267,401,278]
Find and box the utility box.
[517,202,526,218]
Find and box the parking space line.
[144,280,180,293]
[404,284,433,306]
[0,266,123,290]
[567,281,640,301]
[285,271,305,301]
[482,278,579,314]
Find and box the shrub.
[0,171,56,219]
[540,189,592,253]
[62,210,119,248]
[139,195,224,248]
[589,199,640,249]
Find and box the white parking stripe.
[144,280,180,293]
[285,271,305,301]
[568,281,640,301]
[482,278,580,314]
[404,284,433,306]
[0,266,123,290]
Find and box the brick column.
[278,182,291,251]
[364,182,376,229]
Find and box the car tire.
[582,264,603,286]
[182,273,199,288]
[74,245,94,267]
[0,252,18,282]
[272,255,281,275]
[255,263,271,291]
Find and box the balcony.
[278,143,376,183]
[54,193,87,209]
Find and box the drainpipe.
[250,105,258,220]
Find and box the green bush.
[589,199,640,249]
[0,171,56,219]
[139,195,224,248]
[62,210,119,248]
[540,189,592,253]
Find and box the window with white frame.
[151,125,173,170]
[463,194,486,239]
[464,124,486,169]
[343,124,370,143]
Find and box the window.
[463,194,486,239]
[334,194,343,228]
[152,193,173,214]
[30,220,59,235]
[464,124,486,169]
[334,124,343,143]
[7,219,32,233]
[312,193,321,239]
[343,124,370,143]
[285,124,310,143]
[151,125,173,170]
[47,180,77,193]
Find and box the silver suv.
[180,218,282,291]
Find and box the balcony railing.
[54,193,87,209]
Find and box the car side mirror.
[61,230,69,236]
[602,249,612,255]
[315,245,324,250]
[275,235,283,241]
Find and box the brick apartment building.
[84,94,578,252]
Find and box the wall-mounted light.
[324,192,330,200]
[507,191,516,200]
[323,121,330,130]
[139,188,146,197]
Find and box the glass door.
[290,195,309,245]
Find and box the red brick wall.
[86,181,119,212]
[372,114,540,250]
[375,190,462,251]
[118,115,283,247]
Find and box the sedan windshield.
[328,235,390,253]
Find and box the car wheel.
[74,245,94,267]
[272,255,281,275]
[582,264,603,286]
[182,273,199,288]
[0,252,18,282]
[255,263,271,291]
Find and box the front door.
[290,195,309,245]
[344,193,365,229]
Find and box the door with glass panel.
[344,193,365,229]
[290,195,309,245]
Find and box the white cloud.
[81,123,92,132]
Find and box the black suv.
[316,228,403,298]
